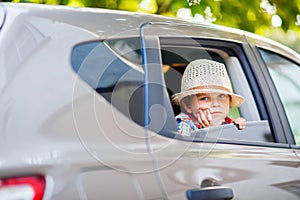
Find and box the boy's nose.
[211,99,220,107]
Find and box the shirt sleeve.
[176,117,193,136]
[175,113,198,136]
[224,116,233,124]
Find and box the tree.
[162,0,300,53]
[5,0,300,52]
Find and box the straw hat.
[171,59,244,108]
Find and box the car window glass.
[259,49,300,145]
[71,39,145,126]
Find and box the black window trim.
[242,41,292,144]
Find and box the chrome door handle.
[186,186,234,200]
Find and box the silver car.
[0,3,300,200]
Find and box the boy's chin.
[211,117,226,126]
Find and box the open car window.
[157,37,273,144]
[139,23,275,144]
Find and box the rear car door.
[140,22,300,199]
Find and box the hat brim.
[171,88,244,108]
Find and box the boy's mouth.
[210,111,223,115]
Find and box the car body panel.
[0,3,300,200]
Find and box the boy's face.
[183,92,230,126]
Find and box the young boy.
[172,59,246,136]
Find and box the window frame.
[240,42,292,144]
[142,35,289,147]
[70,36,293,148]
[255,46,300,146]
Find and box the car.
[0,2,300,200]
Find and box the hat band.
[187,85,232,93]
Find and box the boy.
[171,59,246,136]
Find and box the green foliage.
[2,0,300,53]
[163,0,300,53]
[166,0,188,15]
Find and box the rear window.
[71,39,145,126]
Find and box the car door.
[253,44,300,159]
[140,22,300,199]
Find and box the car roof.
[1,2,300,61]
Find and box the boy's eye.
[200,97,208,101]
[218,94,226,98]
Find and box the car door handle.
[186,186,234,200]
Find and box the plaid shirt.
[175,113,232,136]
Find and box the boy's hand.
[196,109,212,128]
[232,117,246,130]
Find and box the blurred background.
[1,0,299,53]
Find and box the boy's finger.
[233,118,246,130]
[199,109,209,127]
[206,109,212,123]
[196,112,204,127]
